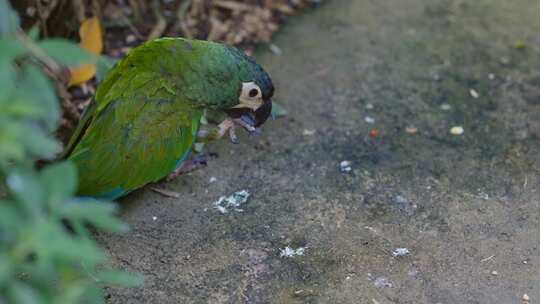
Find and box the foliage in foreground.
[0,1,141,303]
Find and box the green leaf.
[0,0,20,38]
[38,39,95,67]
[0,253,12,286]
[53,283,87,304]
[271,102,288,118]
[32,220,106,264]
[0,202,23,231]
[0,120,59,167]
[7,282,42,304]
[56,284,106,304]
[0,98,50,121]
[20,63,60,129]
[95,55,117,83]
[0,58,17,98]
[60,201,129,233]
[41,161,78,207]
[0,38,25,60]
[0,126,25,169]
[95,271,144,287]
[19,123,62,160]
[79,285,105,304]
[27,25,40,41]
[6,169,45,212]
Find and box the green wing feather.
[68,86,202,197]
[67,38,204,198]
[69,88,202,196]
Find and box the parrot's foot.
[196,118,259,144]
[166,155,208,181]
[221,117,259,144]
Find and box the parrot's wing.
[68,87,202,199]
[66,38,209,199]
[63,42,161,159]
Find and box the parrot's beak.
[225,100,272,130]
[253,99,272,127]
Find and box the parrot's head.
[224,80,274,129]
[217,46,274,131]
[170,39,274,131]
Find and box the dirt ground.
[98,0,540,303]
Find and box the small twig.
[174,0,193,38]
[176,0,193,21]
[480,255,495,262]
[16,29,60,72]
[151,187,181,198]
[206,17,224,41]
[190,0,204,17]
[91,0,103,22]
[114,6,145,40]
[147,0,167,40]
[59,89,80,121]
[213,0,254,11]
[35,0,59,37]
[179,21,193,39]
[72,0,86,22]
[128,0,143,21]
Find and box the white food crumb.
[392,248,410,257]
[213,190,250,214]
[340,160,352,173]
[373,277,393,288]
[450,126,464,135]
[440,103,452,111]
[470,89,480,98]
[303,129,316,136]
[269,44,282,55]
[280,246,305,258]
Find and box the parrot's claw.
[228,125,239,144]
[232,118,257,133]
[216,118,238,143]
[208,117,258,144]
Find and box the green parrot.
[64,37,274,200]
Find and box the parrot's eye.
[249,88,259,98]
[233,82,264,111]
[240,82,262,100]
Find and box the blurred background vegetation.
[0,1,144,303]
[1,0,315,303]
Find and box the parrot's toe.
[228,125,239,144]
[232,117,257,133]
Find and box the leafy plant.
[0,1,142,303]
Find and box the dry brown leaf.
[213,0,253,11]
[69,17,103,87]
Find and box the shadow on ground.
[99,0,540,303]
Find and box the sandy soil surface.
[99,0,540,303]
